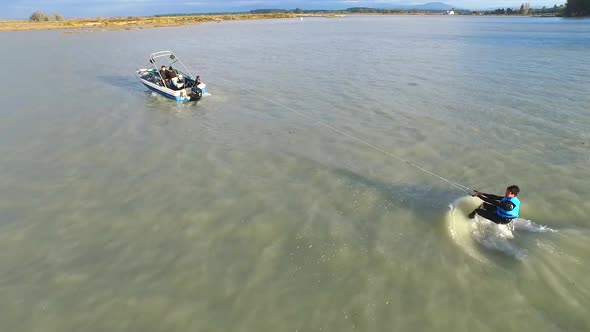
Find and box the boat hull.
[136,69,206,103]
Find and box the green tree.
[566,0,590,16]
[30,11,50,21]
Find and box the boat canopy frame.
[148,51,196,83]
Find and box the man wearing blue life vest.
[468,185,521,224]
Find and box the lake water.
[1,15,589,331]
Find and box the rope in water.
[220,78,474,194]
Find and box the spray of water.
[446,196,556,261]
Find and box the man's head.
[505,185,520,198]
[161,66,166,70]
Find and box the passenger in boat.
[468,185,520,224]
[168,66,184,90]
[159,66,170,87]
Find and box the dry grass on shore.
[0,13,300,32]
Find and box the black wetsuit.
[470,193,514,225]
[167,69,180,89]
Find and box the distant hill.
[411,2,455,11]
[381,2,455,11]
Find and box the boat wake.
[446,196,556,261]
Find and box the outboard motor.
[190,86,203,100]
[190,76,203,100]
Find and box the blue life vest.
[496,196,520,219]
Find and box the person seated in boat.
[468,185,520,224]
[167,66,184,90]
[159,65,170,87]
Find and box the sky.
[2,0,566,19]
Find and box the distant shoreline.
[0,13,315,32]
[0,12,560,33]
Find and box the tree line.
[478,1,588,16]
[249,5,584,16]
[29,11,64,21]
[252,3,589,16]
[565,0,590,16]
[479,4,564,15]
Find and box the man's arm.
[472,191,503,205]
